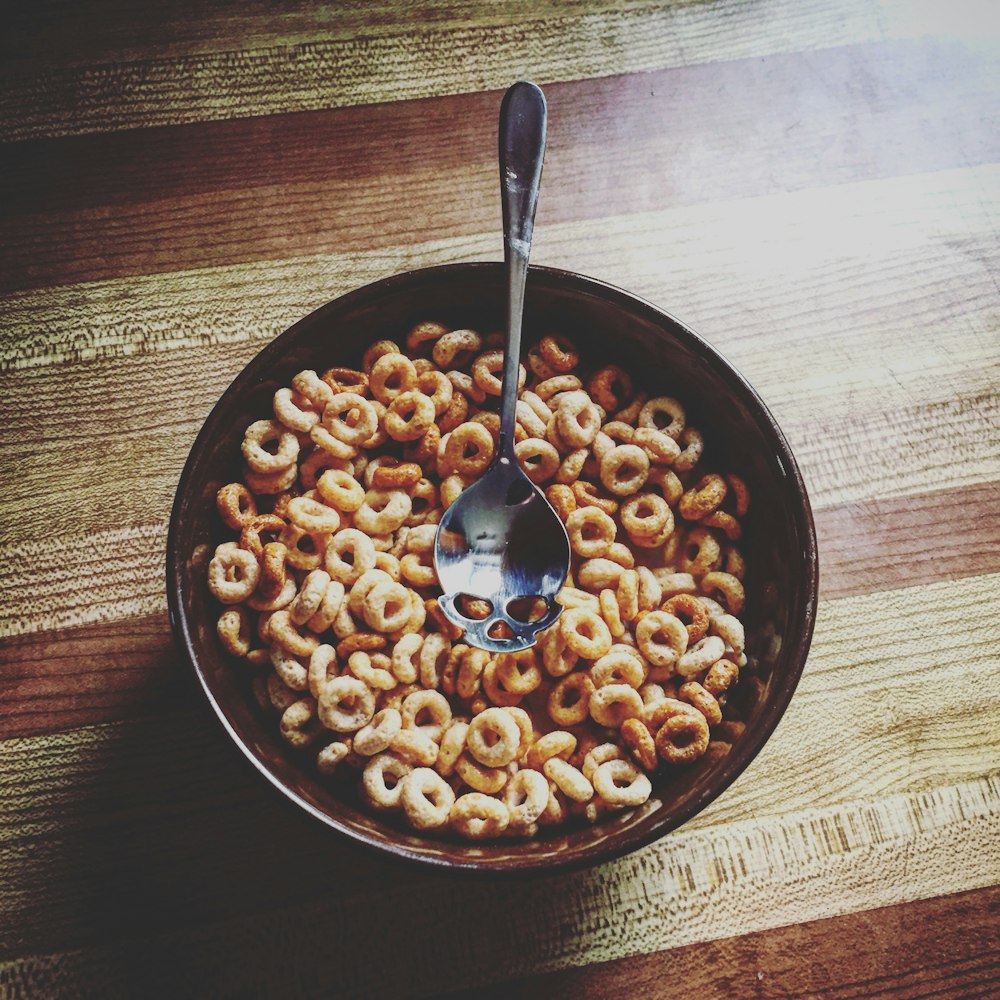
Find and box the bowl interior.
[167,262,817,873]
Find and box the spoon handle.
[498,81,547,455]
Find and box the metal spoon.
[433,81,571,653]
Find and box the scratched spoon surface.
[433,81,571,652]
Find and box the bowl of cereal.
[167,262,818,872]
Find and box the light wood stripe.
[0,0,893,142]
[1,573,997,953]
[0,771,995,996]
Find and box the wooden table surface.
[2,1,999,997]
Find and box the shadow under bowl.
[167,262,818,874]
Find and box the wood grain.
[5,36,997,292]
[444,885,1000,1000]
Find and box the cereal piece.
[598,589,626,638]
[316,740,351,774]
[369,353,417,404]
[700,571,746,616]
[674,426,704,471]
[514,438,559,483]
[620,718,658,771]
[678,474,728,521]
[588,365,632,411]
[620,492,672,538]
[591,648,645,688]
[241,419,300,473]
[444,422,495,477]
[538,334,580,373]
[324,528,377,585]
[290,569,333,625]
[636,611,688,670]
[543,758,594,803]
[548,672,595,727]
[577,558,626,591]
[354,489,412,535]
[589,684,644,727]
[676,634,726,679]
[711,614,745,657]
[216,607,251,657]
[287,496,340,535]
[466,708,522,768]
[632,426,681,465]
[679,528,722,576]
[503,768,550,828]
[679,681,723,725]
[216,483,258,530]
[638,397,685,439]
[390,729,440,766]
[385,390,436,442]
[432,329,481,368]
[450,793,509,839]
[400,689,452,740]
[318,675,376,732]
[559,607,613,660]
[279,697,323,748]
[556,392,601,448]
[208,544,260,604]
[661,594,710,644]
[655,711,710,764]
[401,768,456,830]
[571,480,618,515]
[600,444,650,496]
[362,753,412,809]
[454,753,508,793]
[566,506,616,559]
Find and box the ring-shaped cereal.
[208,544,260,604]
[241,419,300,473]
[389,729,439,766]
[571,480,618,516]
[525,730,577,770]
[320,366,368,396]
[289,568,332,625]
[542,757,594,803]
[632,426,681,465]
[243,462,298,496]
[589,683,644,727]
[287,496,341,536]
[481,658,524,707]
[616,568,640,621]
[700,571,746,616]
[432,329,481,369]
[310,424,358,461]
[466,707,521,768]
[216,483,258,530]
[348,568,393,618]
[368,352,417,405]
[319,674,376,733]
[565,506,616,559]
[306,644,338,700]
[216,606,252,656]
[545,483,577,522]
[676,634,726,678]
[600,444,650,497]
[679,473,728,521]
[444,422,495,477]
[555,446,588,485]
[450,792,510,839]
[598,589,626,637]
[587,364,632,411]
[316,740,351,773]
[494,651,542,696]
[268,609,320,659]
[361,580,412,633]
[725,473,751,517]
[679,681,723,725]
[323,528,377,585]
[661,593,710,644]
[576,557,626,591]
[556,393,601,448]
[279,523,327,571]
[291,369,335,411]
[454,753,508,794]
[362,752,412,809]
[679,527,723,576]
[321,392,378,446]
[559,607,613,660]
[273,386,321,433]
[353,708,403,756]
[590,648,645,688]
[621,492,671,538]
[535,374,582,401]
[537,334,580,373]
[503,768,550,828]
[354,489,412,535]
[470,349,521,397]
[702,509,742,541]
[457,647,490,700]
[437,386,471,433]
[655,711,710,764]
[384,389,435,442]
[400,688,452,740]
[239,514,285,561]
[619,718,658,771]
[279,697,323,748]
[638,396,685,439]
[711,613,746,657]
[704,658,740,698]
[400,768,456,830]
[636,610,689,669]
[514,438,559,483]
[362,339,401,373]
[547,672,595,727]
[674,426,704,472]
[593,757,653,806]
[406,320,449,352]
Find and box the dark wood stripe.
[3,38,998,291]
[1,481,997,741]
[439,885,1000,1000]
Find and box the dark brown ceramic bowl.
[167,262,818,874]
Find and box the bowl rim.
[166,261,819,876]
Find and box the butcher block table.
[2,1,998,996]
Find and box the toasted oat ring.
[406,320,449,351]
[319,675,376,733]
[725,473,751,516]
[398,550,437,588]
[216,606,251,656]
[674,426,704,472]
[704,658,740,698]
[291,369,335,411]
[661,594,710,644]
[243,463,298,496]
[362,753,412,809]
[638,396,686,439]
[353,708,403,757]
[515,438,560,483]
[598,589,626,638]
[480,658,524,707]
[454,753,508,794]
[556,393,601,448]
[286,496,340,535]
[299,449,352,491]
[279,523,327,571]
[600,444,650,497]
[679,473,728,521]
[503,768,550,828]
[466,707,521,768]
[655,711,710,764]
[399,688,451,740]
[571,480,618,515]
[216,483,258,530]
[677,634,726,679]
[593,757,653,806]
[536,334,580,373]
[700,571,746,616]
[289,569,332,626]
[389,728,439,766]
[241,419,300,473]
[273,386,320,433]
[636,610,688,670]
[559,607,613,660]
[208,544,260,604]
[589,683,644,727]
[239,514,285,561]
[494,651,542,695]
[322,366,369,395]
[565,506,616,559]
[616,568,639,621]
[632,426,681,465]
[361,580,412,632]
[432,329,481,368]
[535,374,582,401]
[324,527,377,585]
[368,352,417,404]
[576,557,626,591]
[279,697,324,748]
[547,672,595,727]
[362,339,402,372]
[545,483,577,522]
[314,469,364,512]
[516,399,548,438]
[450,792,509,839]
[414,369,453,414]
[306,644,338,700]
[471,349,525,397]
[555,447,588,485]
[543,758,593,803]
[591,649,645,688]
[268,609,319,658]
[702,510,742,541]
[384,390,435,442]
[457,647,490,700]
[400,768,455,830]
[309,424,359,461]
[354,489,412,535]
[586,364,632,411]
[444,422,495,477]
[679,681,723,725]
[320,392,377,446]
[621,492,671,538]
[711,614,745,657]
[525,730,577,771]
[620,718,658,771]
[680,527,723,576]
